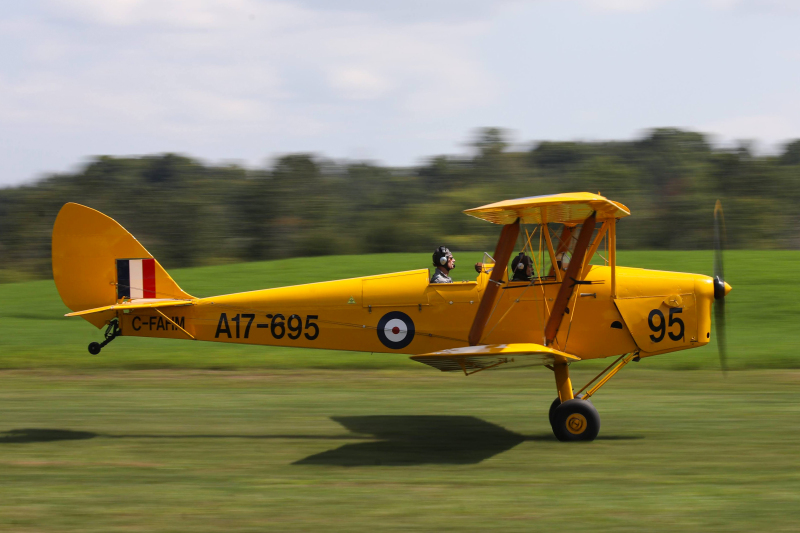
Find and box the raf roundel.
[377,311,416,350]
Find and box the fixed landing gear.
[550,398,601,441]
[548,393,590,426]
[88,319,120,355]
[548,353,636,442]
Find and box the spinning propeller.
[713,200,731,373]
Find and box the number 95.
[648,308,684,343]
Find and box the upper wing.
[463,192,629,226]
[410,343,580,374]
[64,299,193,317]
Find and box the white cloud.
[292,0,525,23]
[705,0,800,13]
[581,0,800,13]
[705,0,739,8]
[583,0,668,12]
[0,0,505,183]
[327,67,391,100]
[48,0,273,28]
[10,1,496,131]
[702,114,800,151]
[2,0,799,185]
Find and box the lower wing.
[411,343,580,374]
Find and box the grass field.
[1,369,799,532]
[2,252,800,531]
[1,251,799,370]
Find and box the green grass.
[1,251,799,370]
[1,369,799,532]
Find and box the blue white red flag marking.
[116,258,156,299]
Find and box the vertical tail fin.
[52,203,194,328]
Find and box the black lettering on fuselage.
[132,316,141,331]
[148,316,156,330]
[156,316,165,330]
[215,313,232,338]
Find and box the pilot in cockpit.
[431,246,455,283]
[556,251,570,272]
[431,246,489,283]
[511,252,533,282]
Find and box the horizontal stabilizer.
[411,343,580,374]
[65,299,193,317]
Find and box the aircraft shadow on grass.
[294,415,531,466]
[294,416,642,467]
[0,417,642,466]
[0,428,97,443]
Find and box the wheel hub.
[566,413,587,434]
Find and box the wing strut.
[544,213,597,346]
[468,218,520,346]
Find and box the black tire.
[548,397,561,427]
[88,342,102,355]
[552,399,600,442]
[549,394,591,428]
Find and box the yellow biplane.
[52,192,731,442]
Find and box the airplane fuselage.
[119,265,716,361]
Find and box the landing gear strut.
[88,319,120,355]
[548,353,636,442]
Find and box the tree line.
[1,128,799,282]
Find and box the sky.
[1,0,799,185]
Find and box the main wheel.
[552,399,600,442]
[548,394,590,428]
[88,342,101,355]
